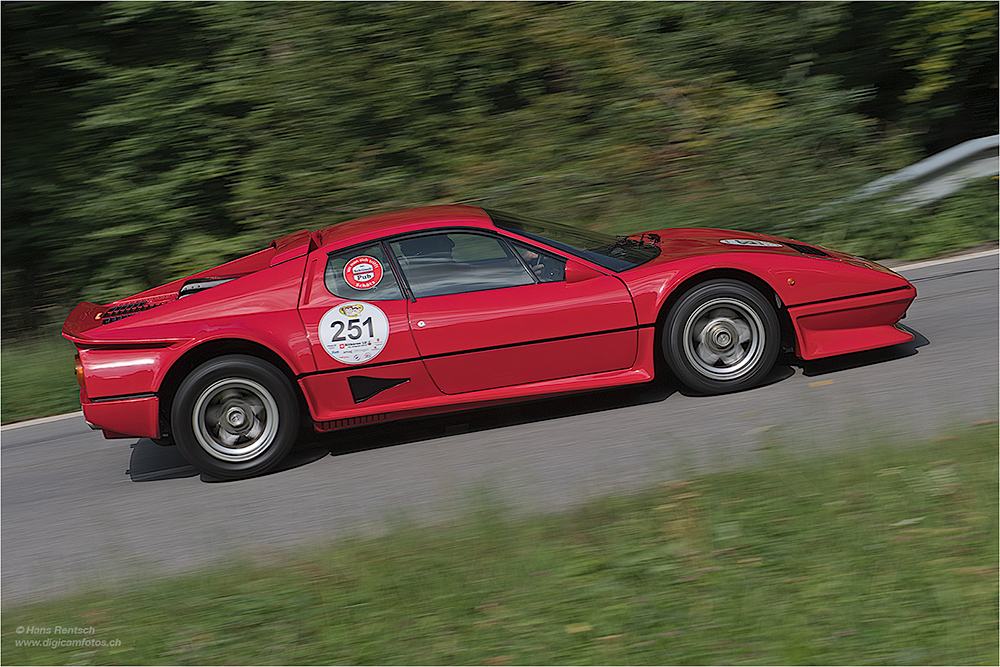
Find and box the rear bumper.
[789,286,917,360]
[81,392,160,439]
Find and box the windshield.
[486,209,660,272]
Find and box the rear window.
[325,243,403,300]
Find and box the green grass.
[3,425,996,665]
[1,332,80,424]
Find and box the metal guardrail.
[782,134,999,230]
[856,134,999,209]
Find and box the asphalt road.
[2,250,997,603]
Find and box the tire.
[663,279,780,395]
[171,355,299,480]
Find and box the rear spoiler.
[62,302,106,342]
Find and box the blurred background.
[2,1,998,340]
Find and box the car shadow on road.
[127,440,198,481]
[314,380,680,459]
[127,437,329,482]
[125,382,679,482]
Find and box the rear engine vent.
[783,242,832,258]
[101,295,173,325]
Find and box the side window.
[325,243,403,301]
[510,241,566,283]
[389,232,534,298]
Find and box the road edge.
[1,411,85,432]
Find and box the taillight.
[74,353,86,389]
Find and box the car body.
[63,205,916,479]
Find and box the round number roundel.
[343,256,383,290]
[319,302,390,364]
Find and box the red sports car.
[63,206,916,479]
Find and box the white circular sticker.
[720,239,783,247]
[319,302,390,364]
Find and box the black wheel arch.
[654,268,796,370]
[155,338,309,440]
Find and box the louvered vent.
[101,296,173,325]
[783,242,832,258]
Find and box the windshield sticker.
[319,302,390,364]
[343,256,384,290]
[720,239,783,248]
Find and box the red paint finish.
[407,277,637,394]
[77,346,169,399]
[62,205,917,446]
[621,228,913,323]
[422,330,639,395]
[82,394,160,439]
[789,286,917,359]
[298,360,442,423]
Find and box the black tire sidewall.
[664,280,780,395]
[171,355,299,479]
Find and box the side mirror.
[564,259,605,284]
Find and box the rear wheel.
[663,279,780,394]
[171,355,299,479]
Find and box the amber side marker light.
[75,353,86,389]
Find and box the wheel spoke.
[245,419,264,440]
[734,319,752,344]
[719,347,746,366]
[217,429,240,447]
[205,405,223,427]
[693,315,712,343]
[217,388,242,403]
[245,394,266,418]
[696,340,721,365]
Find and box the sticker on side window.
[343,256,384,290]
[319,302,390,364]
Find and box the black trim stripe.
[89,392,157,403]
[789,285,914,310]
[298,324,653,378]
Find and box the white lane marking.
[1,411,85,432]
[893,248,998,273]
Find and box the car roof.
[317,205,495,248]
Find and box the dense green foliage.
[3,426,997,664]
[3,1,997,337]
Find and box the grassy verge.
[0,333,80,424]
[3,425,996,665]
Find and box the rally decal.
[319,302,390,364]
[343,256,383,290]
[720,239,783,247]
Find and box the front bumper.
[788,286,917,360]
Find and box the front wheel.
[171,355,299,479]
[663,279,780,395]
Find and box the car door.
[389,230,638,395]
[297,241,441,419]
